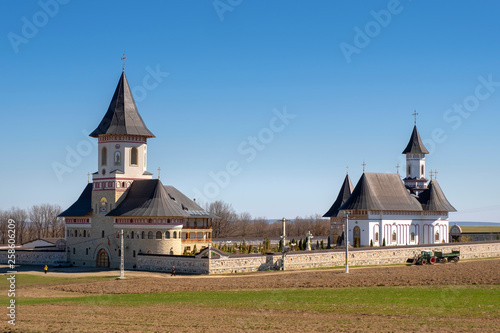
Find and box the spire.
[323,174,354,217]
[89,71,155,138]
[402,125,429,154]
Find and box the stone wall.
[0,250,66,266]
[137,241,500,274]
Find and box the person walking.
[44,265,48,275]
[171,266,175,276]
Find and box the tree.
[327,236,331,249]
[278,238,283,252]
[206,201,238,238]
[320,240,325,250]
[382,238,386,247]
[370,239,373,247]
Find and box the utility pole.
[119,229,125,279]
[208,242,212,274]
[281,217,286,271]
[345,213,349,274]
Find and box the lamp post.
[345,213,349,274]
[281,217,286,271]
[118,229,125,279]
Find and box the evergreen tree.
[320,240,325,250]
[382,238,386,247]
[192,244,197,254]
[248,244,253,253]
[316,240,320,249]
[327,236,331,249]
[370,239,373,247]
[298,239,303,251]
[278,239,283,252]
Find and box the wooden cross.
[121,53,127,71]
[362,161,366,173]
[158,167,161,180]
[412,110,419,125]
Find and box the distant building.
[324,120,456,247]
[450,225,500,242]
[59,69,213,268]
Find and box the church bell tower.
[402,112,429,195]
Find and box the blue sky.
[1,0,499,222]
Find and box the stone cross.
[306,230,313,251]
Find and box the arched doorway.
[96,249,110,267]
[353,226,361,247]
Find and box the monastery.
[59,68,213,268]
[324,118,456,247]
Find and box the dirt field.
[4,259,500,332]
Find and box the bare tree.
[206,201,238,238]
[9,207,28,245]
[28,204,63,239]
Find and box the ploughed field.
[2,258,500,332]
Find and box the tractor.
[406,249,460,265]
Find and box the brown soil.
[4,259,500,333]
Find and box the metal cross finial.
[412,110,418,125]
[429,170,434,180]
[346,166,349,175]
[434,169,438,180]
[362,161,366,173]
[87,172,90,183]
[121,53,127,71]
[396,163,400,175]
[158,167,161,180]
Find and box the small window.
[156,231,162,239]
[375,232,379,242]
[118,249,121,256]
[411,232,415,242]
[392,231,397,242]
[141,231,145,239]
[166,231,170,239]
[421,165,424,175]
[101,230,105,238]
[148,231,153,239]
[435,232,439,241]
[83,230,86,237]
[102,147,107,166]
[86,248,89,255]
[173,231,177,239]
[131,147,138,165]
[133,250,136,257]
[73,248,75,254]
[131,231,135,239]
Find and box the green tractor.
[406,249,460,265]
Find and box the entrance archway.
[353,226,361,247]
[96,248,110,267]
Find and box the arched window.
[86,248,89,255]
[407,165,411,175]
[133,250,136,257]
[435,231,439,242]
[375,232,379,242]
[131,231,134,239]
[101,147,107,166]
[173,231,177,239]
[83,230,86,237]
[131,147,138,165]
[392,231,397,242]
[156,231,162,239]
[141,231,145,239]
[148,231,153,239]
[411,232,415,242]
[165,231,170,239]
[421,165,424,175]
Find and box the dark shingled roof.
[164,186,215,218]
[417,180,457,212]
[89,72,155,138]
[108,179,189,217]
[323,174,353,217]
[402,125,429,154]
[340,173,423,212]
[59,184,93,217]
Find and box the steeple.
[89,71,155,138]
[323,174,354,218]
[402,119,428,195]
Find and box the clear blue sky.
[1,0,499,222]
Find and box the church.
[59,68,213,268]
[324,120,456,247]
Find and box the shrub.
[382,238,386,247]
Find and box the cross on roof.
[434,169,438,180]
[346,166,349,175]
[396,163,400,175]
[121,53,127,71]
[362,161,366,173]
[158,167,161,180]
[412,110,419,125]
[87,172,90,183]
[429,170,434,180]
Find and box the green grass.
[0,273,114,289]
[7,285,500,318]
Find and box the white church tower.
[402,112,429,195]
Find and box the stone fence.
[137,241,500,274]
[0,249,66,266]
